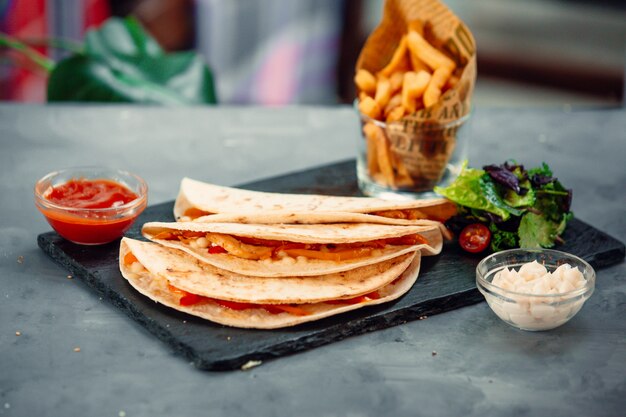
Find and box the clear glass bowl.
[34,167,148,245]
[476,249,595,331]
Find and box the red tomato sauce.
[41,179,143,245]
[46,179,138,209]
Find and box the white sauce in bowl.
[487,261,588,330]
[493,261,586,294]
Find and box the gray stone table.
[0,104,624,417]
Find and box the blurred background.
[1,0,624,107]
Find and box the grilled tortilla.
[120,238,421,329]
[142,221,442,277]
[121,238,416,304]
[188,211,450,239]
[174,178,457,223]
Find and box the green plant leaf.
[85,16,163,60]
[489,223,518,252]
[0,33,55,72]
[518,212,557,248]
[435,163,518,220]
[504,179,535,208]
[47,55,191,104]
[47,16,217,104]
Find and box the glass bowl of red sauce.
[35,167,148,245]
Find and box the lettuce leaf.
[504,178,535,208]
[435,165,520,220]
[518,212,558,248]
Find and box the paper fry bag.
[355,0,476,192]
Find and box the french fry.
[445,73,460,91]
[386,106,405,123]
[406,20,431,73]
[389,72,404,94]
[378,36,410,77]
[409,52,431,74]
[391,151,415,187]
[423,66,452,108]
[358,96,382,120]
[374,129,396,187]
[384,93,402,115]
[407,30,456,72]
[363,122,394,187]
[362,123,380,175]
[401,70,431,114]
[407,19,424,36]
[373,172,390,187]
[374,76,392,109]
[354,69,377,94]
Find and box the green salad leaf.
[434,163,520,220]
[504,178,535,208]
[489,223,518,252]
[518,212,557,248]
[436,160,573,252]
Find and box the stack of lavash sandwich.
[120,178,455,329]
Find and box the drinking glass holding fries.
[356,105,469,199]
[354,14,475,199]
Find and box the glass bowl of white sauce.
[476,249,595,331]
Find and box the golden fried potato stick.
[423,66,452,108]
[354,69,377,94]
[384,93,402,115]
[405,20,430,73]
[445,73,460,91]
[374,76,392,109]
[364,122,395,187]
[389,72,404,93]
[391,151,415,187]
[409,52,431,74]
[386,106,405,123]
[376,139,395,187]
[401,70,431,113]
[378,36,410,77]
[407,30,456,72]
[362,122,380,176]
[407,19,424,36]
[358,96,382,120]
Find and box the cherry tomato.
[458,223,491,253]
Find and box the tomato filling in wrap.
[122,252,382,316]
[166,283,382,315]
[152,230,428,261]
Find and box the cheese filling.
[122,252,381,316]
[153,230,427,261]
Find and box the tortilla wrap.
[142,221,442,277]
[120,238,416,304]
[121,240,421,329]
[174,178,457,223]
[190,211,450,239]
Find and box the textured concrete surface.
[0,104,625,417]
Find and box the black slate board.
[38,160,625,371]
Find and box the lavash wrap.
[356,0,476,190]
[120,238,421,329]
[174,178,456,232]
[142,221,442,278]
